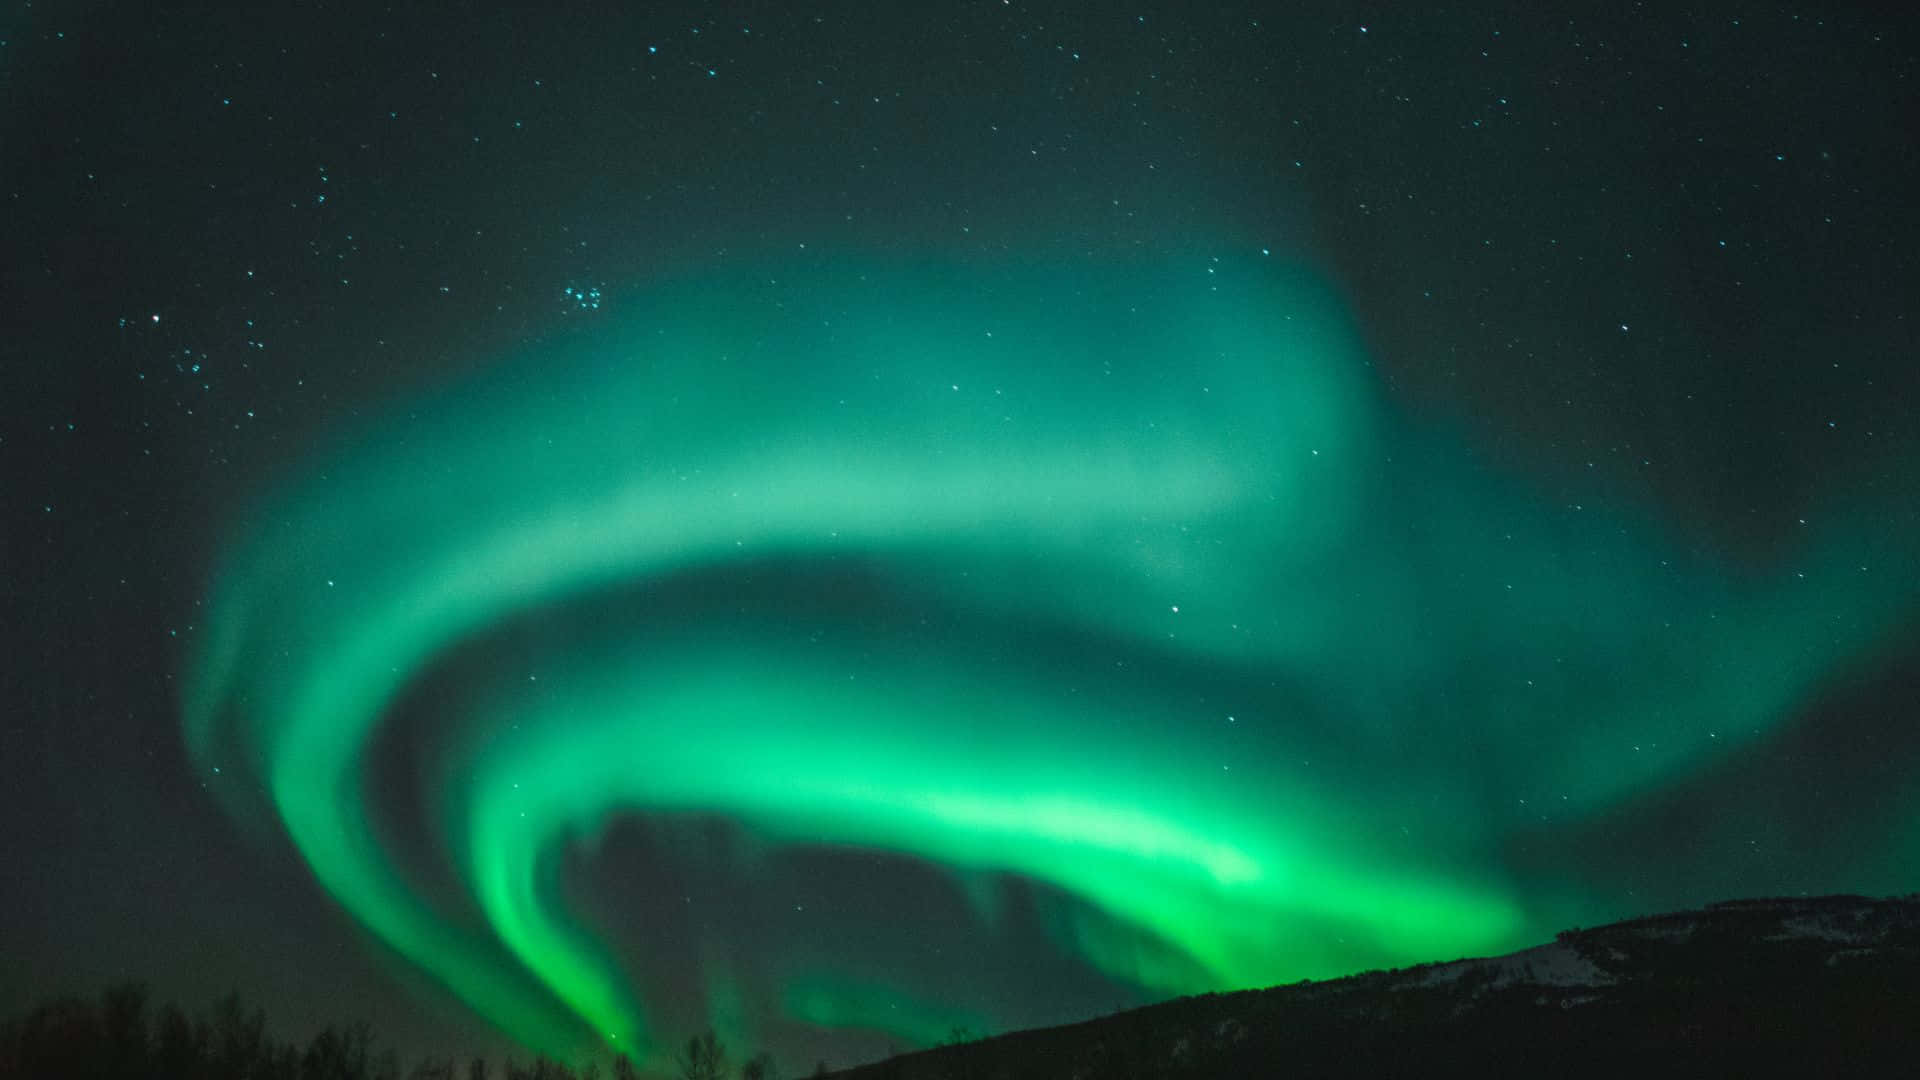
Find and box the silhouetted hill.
[7,894,1916,1078]
[831,893,1920,1079]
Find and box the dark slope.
[835,894,1920,1079]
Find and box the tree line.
[0,984,803,1080]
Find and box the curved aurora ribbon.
[185,257,1917,1063]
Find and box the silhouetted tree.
[154,1002,203,1080]
[508,1056,576,1080]
[9,996,102,1078]
[303,1021,373,1080]
[99,983,150,1077]
[611,1053,641,1080]
[373,1046,403,1080]
[675,1030,727,1080]
[208,990,270,1080]
[410,1057,457,1080]
[740,1049,776,1080]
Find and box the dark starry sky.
[4,1,1917,1072]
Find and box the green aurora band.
[184,258,1918,1065]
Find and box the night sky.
[5,2,1917,1074]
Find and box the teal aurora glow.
[184,257,1918,1066]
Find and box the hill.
[834,893,1920,1079]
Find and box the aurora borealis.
[179,259,1915,1065]
[7,4,1917,1075]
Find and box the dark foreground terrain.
[6,894,1916,1079]
[838,894,1920,1080]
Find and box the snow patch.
[1409,940,1613,992]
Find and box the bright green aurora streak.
[184,258,1917,1066]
